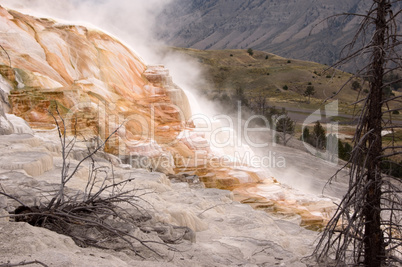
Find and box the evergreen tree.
[276,116,295,146]
[351,80,361,90]
[312,121,326,149]
[303,85,315,103]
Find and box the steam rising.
[0,0,290,178]
[0,0,217,114]
[0,0,347,202]
[0,0,172,63]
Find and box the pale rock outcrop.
[0,134,52,176]
[0,222,170,267]
[0,133,42,147]
[0,112,13,135]
[0,128,320,266]
[6,113,34,134]
[0,80,13,135]
[0,151,53,176]
[0,69,33,135]
[0,5,192,161]
[0,145,318,266]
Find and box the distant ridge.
[155,0,370,71]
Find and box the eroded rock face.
[0,6,269,199]
[0,66,14,134]
[0,6,191,159]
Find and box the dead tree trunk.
[363,1,387,265]
[310,1,402,266]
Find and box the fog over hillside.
[155,0,372,70]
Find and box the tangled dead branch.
[0,104,185,260]
[0,260,48,267]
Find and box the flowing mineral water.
[179,85,339,228]
[180,87,273,180]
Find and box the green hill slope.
[166,47,366,115]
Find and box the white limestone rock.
[6,114,34,135]
[0,75,14,135]
[0,76,33,135]
[0,114,13,135]
[0,133,42,147]
[0,151,53,177]
[0,222,160,267]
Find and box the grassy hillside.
[166,47,402,121]
[167,47,368,116]
[165,47,402,166]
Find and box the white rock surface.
[0,73,33,135]
[0,131,320,267]
[0,222,176,267]
[0,113,13,135]
[6,114,35,134]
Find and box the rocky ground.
[0,128,333,267]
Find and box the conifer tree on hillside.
[275,115,295,146]
[312,121,326,149]
[304,85,315,103]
